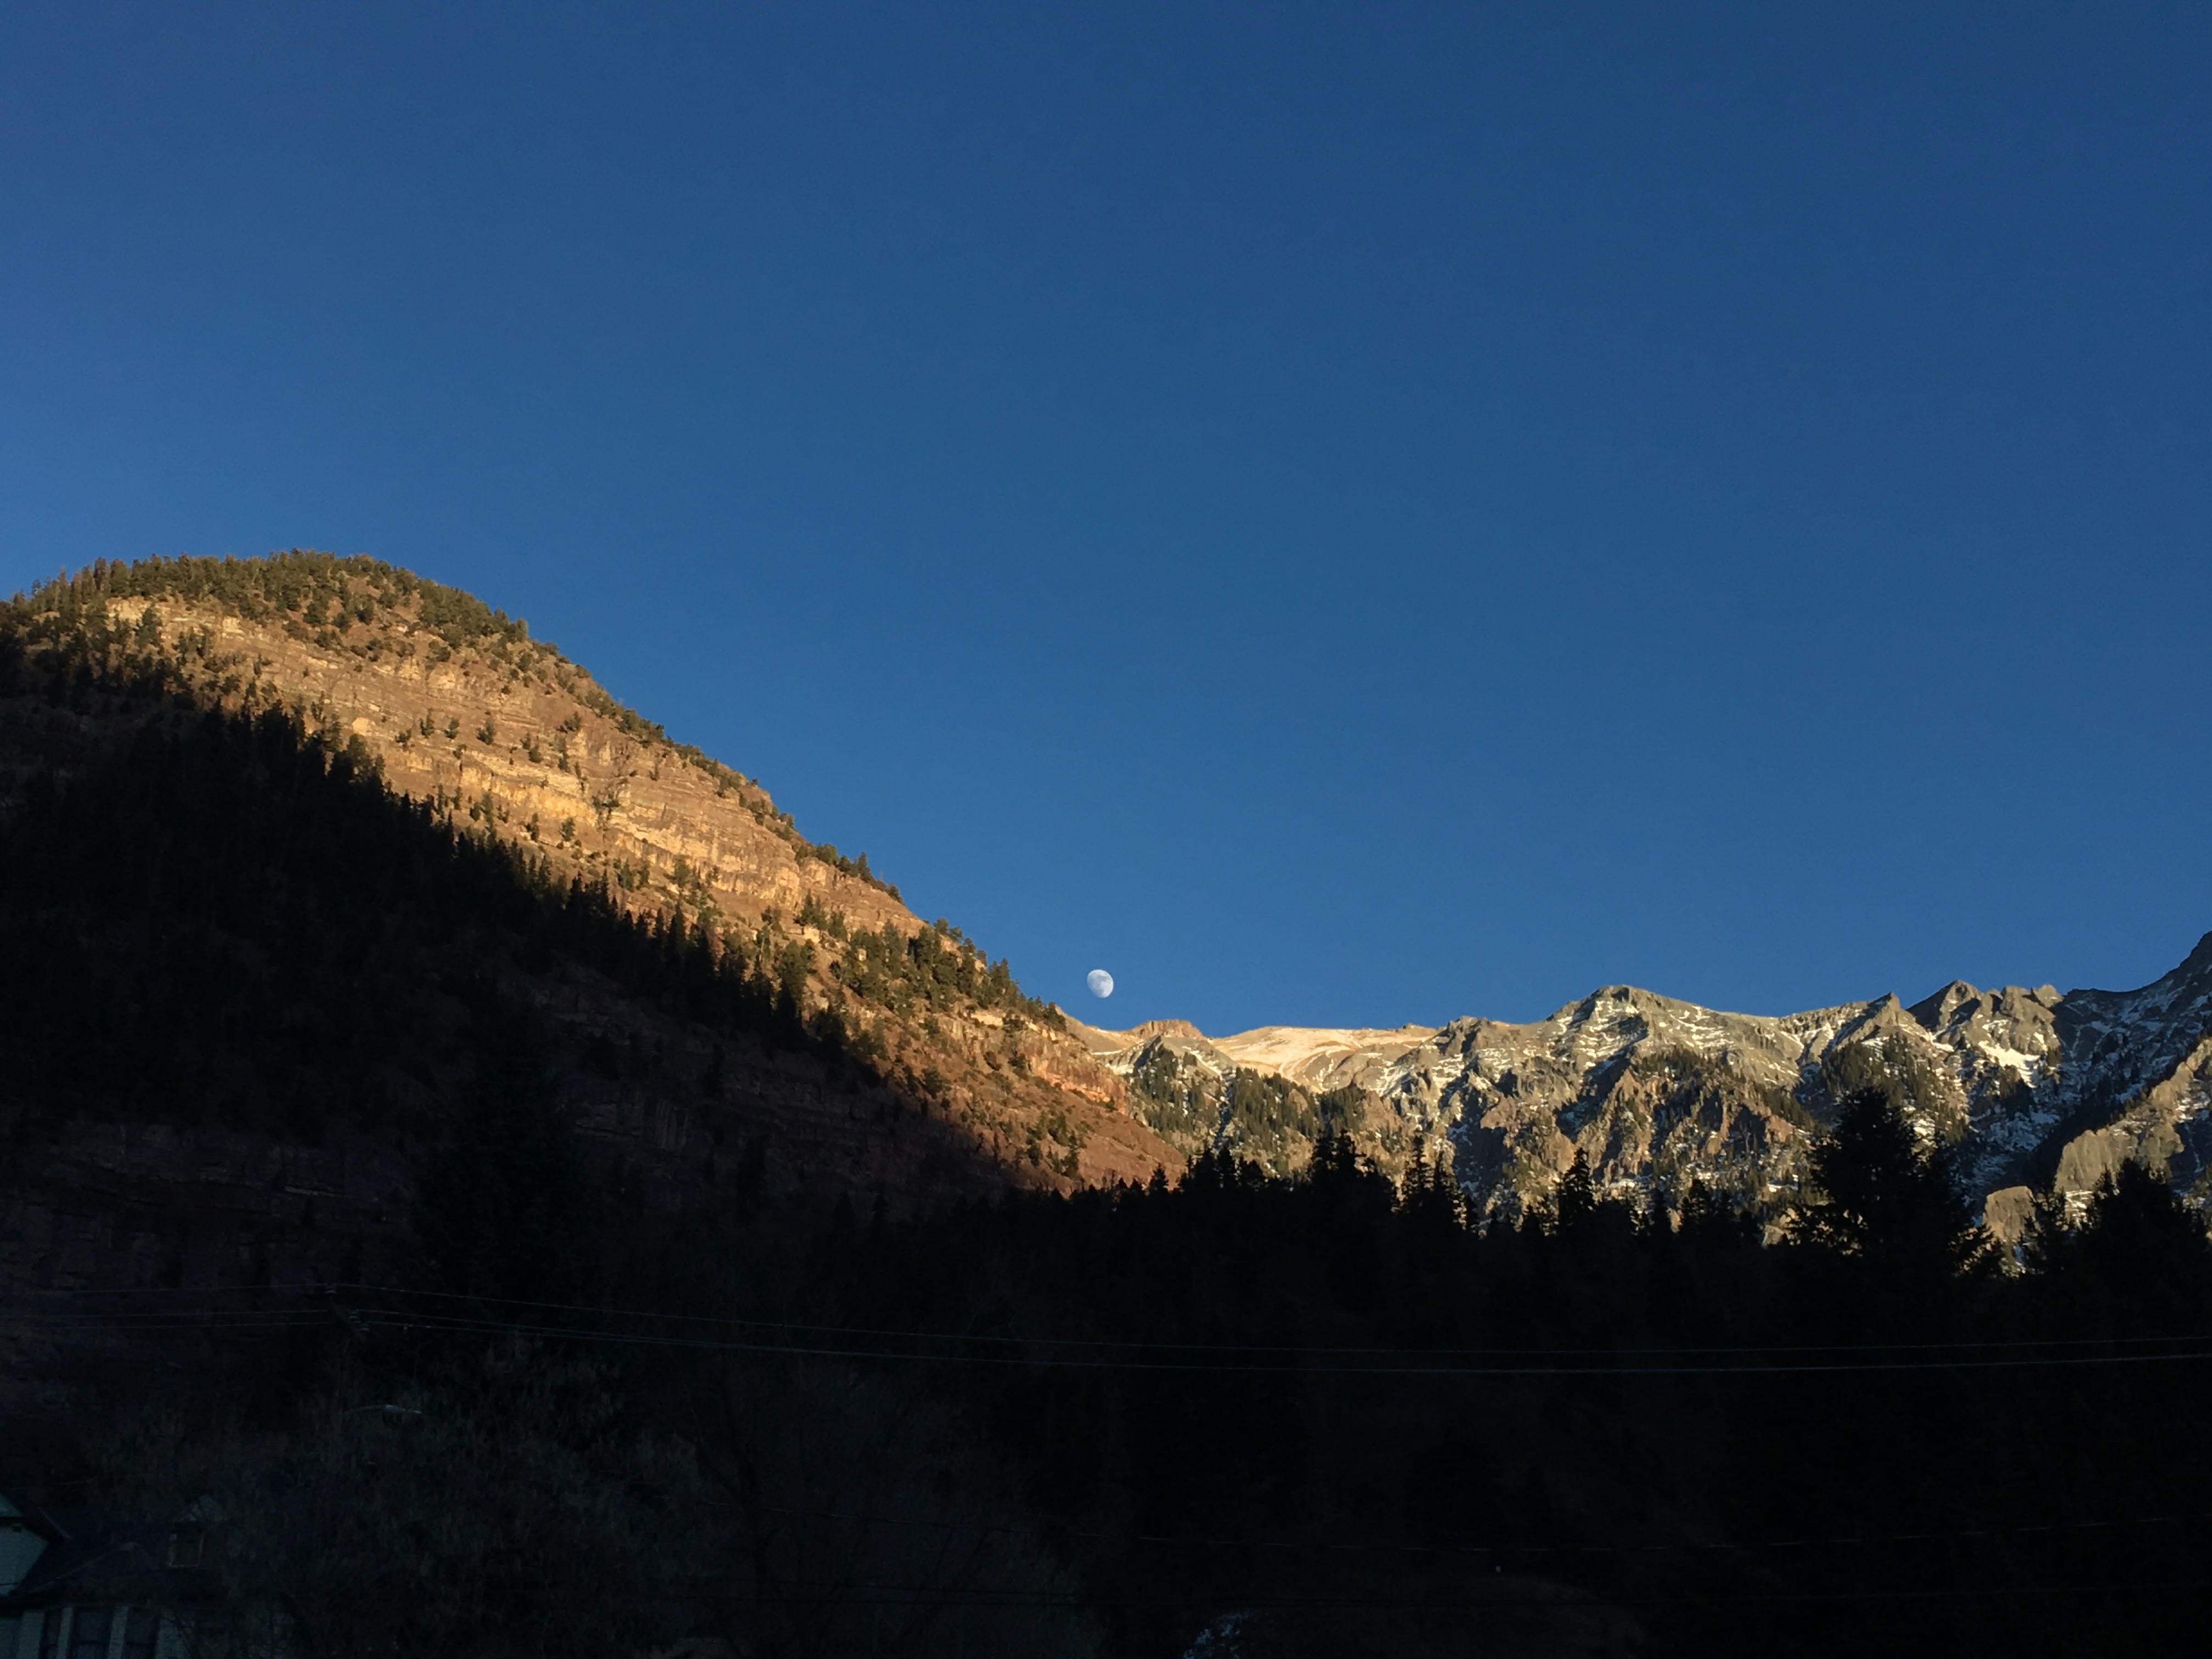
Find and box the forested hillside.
[0,555,1174,1257]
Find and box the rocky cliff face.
[0,555,1178,1305]
[1077,936,2212,1220]
[26,568,912,935]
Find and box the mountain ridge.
[7,552,2207,1257]
[0,552,1180,1309]
[1075,936,2212,1222]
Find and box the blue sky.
[3,3,2207,1029]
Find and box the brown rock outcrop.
[0,555,1180,1304]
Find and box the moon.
[1086,968,1115,999]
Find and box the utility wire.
[16,1282,2212,1363]
[335,1283,2212,1358]
[757,1502,2212,1559]
[611,1575,2212,1610]
[16,1295,2212,1375]
[326,1306,2212,1376]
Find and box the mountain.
[9,558,2212,1659]
[1074,938,2212,1226]
[0,553,1174,1302]
[6,551,2206,1304]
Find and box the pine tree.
[2072,1160,2212,1284]
[1791,1086,1973,1271]
[1677,1177,1755,1248]
[1554,1148,1597,1235]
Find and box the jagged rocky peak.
[1073,1018,1444,1099]
[1547,984,1661,1022]
[1129,1018,1207,1041]
[2010,931,2212,1211]
[1908,980,2063,1049]
[1084,934,2212,1224]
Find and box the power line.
[16,1295,2212,1375]
[335,1283,2212,1358]
[321,1305,2212,1376]
[16,1281,2212,1363]
[633,1575,2212,1610]
[755,1502,2212,1560]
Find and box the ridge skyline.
[11,548,2205,1040]
[7,1,2210,1099]
[18,551,2211,1224]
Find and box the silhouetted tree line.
[737,1090,2211,1658]
[76,1086,2205,1658]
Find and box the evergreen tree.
[1791,1086,1973,1271]
[1554,1147,1597,1234]
[1677,1176,1757,1248]
[2067,1159,2212,1287]
[1397,1143,1464,1240]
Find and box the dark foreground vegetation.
[32,1084,2212,1658]
[0,686,1007,1163]
[5,691,2210,1657]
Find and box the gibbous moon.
[1086,968,1115,999]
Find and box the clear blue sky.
[4,3,2207,1030]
